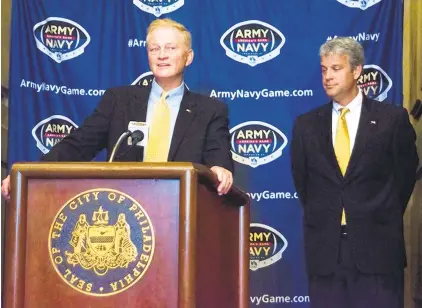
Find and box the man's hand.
[1,175,11,200]
[210,166,233,195]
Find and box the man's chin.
[325,89,337,98]
[154,73,175,80]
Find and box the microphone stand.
[108,130,145,162]
[108,131,132,162]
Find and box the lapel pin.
[186,109,192,113]
[370,121,376,124]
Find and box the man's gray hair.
[319,37,364,70]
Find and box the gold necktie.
[334,108,350,225]
[144,91,170,162]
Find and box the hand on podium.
[210,166,233,195]
[1,175,11,200]
[1,167,233,200]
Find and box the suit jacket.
[290,96,418,275]
[42,85,234,172]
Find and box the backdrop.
[8,0,403,306]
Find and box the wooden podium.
[3,162,250,308]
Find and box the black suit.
[42,85,234,172]
[291,97,418,307]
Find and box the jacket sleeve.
[41,89,116,162]
[202,102,234,173]
[290,117,308,207]
[392,108,419,212]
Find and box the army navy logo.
[49,188,155,296]
[132,71,154,87]
[33,17,91,63]
[230,121,288,168]
[220,20,285,67]
[250,223,287,271]
[337,0,382,10]
[133,0,184,17]
[357,64,392,101]
[32,115,78,154]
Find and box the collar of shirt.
[150,79,185,106]
[332,90,363,115]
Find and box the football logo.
[250,223,288,271]
[32,115,78,154]
[33,17,91,63]
[220,20,285,67]
[357,64,392,101]
[230,121,288,168]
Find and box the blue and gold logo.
[357,64,392,102]
[230,121,288,168]
[249,223,288,271]
[49,188,155,296]
[220,20,286,67]
[32,115,78,154]
[33,17,91,63]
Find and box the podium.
[3,162,250,308]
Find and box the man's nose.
[325,69,333,80]
[158,48,168,59]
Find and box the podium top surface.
[11,162,250,206]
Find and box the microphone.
[108,130,144,162]
[130,130,145,145]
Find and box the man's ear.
[185,49,194,67]
[353,64,363,80]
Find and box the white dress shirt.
[332,90,363,154]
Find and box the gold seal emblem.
[48,188,155,296]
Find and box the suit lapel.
[126,86,150,162]
[344,96,376,178]
[318,102,344,179]
[168,88,197,161]
[131,86,150,123]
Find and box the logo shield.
[220,20,285,67]
[87,226,116,256]
[33,17,91,63]
[230,121,288,167]
[32,115,78,154]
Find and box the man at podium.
[2,18,233,199]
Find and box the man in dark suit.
[2,18,233,198]
[290,37,418,308]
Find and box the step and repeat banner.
[9,1,402,306]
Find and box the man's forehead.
[148,27,182,40]
[321,53,349,64]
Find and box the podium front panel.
[23,178,179,308]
